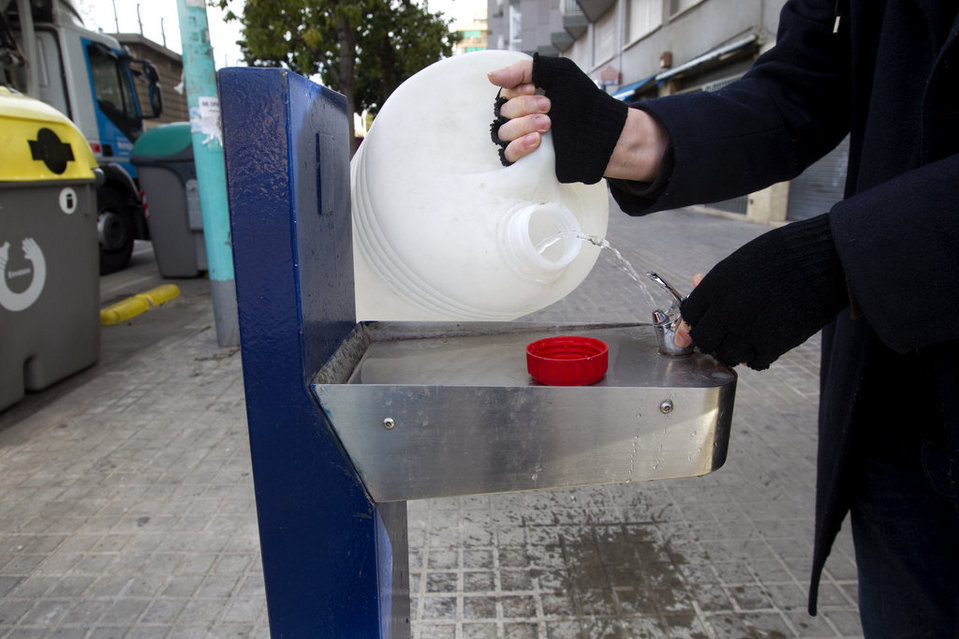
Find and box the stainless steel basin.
[313,321,736,502]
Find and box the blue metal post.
[219,67,410,638]
[176,0,239,346]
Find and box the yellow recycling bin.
[0,87,99,411]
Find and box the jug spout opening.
[502,203,584,283]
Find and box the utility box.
[0,87,100,412]
[131,123,207,278]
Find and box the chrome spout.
[647,272,683,306]
[647,272,693,357]
[652,310,692,356]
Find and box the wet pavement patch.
[543,523,709,638]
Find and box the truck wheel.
[98,188,135,274]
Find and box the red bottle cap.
[526,336,609,386]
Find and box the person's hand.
[488,54,628,184]
[673,273,704,349]
[677,214,848,370]
[487,60,552,164]
[488,55,666,185]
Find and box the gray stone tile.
[422,595,458,620]
[176,597,227,625]
[417,623,458,639]
[707,611,797,637]
[504,621,541,639]
[123,627,170,639]
[96,597,150,626]
[57,598,112,626]
[140,598,188,625]
[463,595,497,619]
[545,619,584,639]
[500,594,537,619]
[785,608,841,638]
[622,616,667,639]
[220,596,267,624]
[194,575,241,599]
[463,621,501,638]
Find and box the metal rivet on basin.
[383,417,396,430]
[659,399,674,415]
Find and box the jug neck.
[501,202,583,283]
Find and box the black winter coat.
[611,0,959,613]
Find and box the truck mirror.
[148,83,163,118]
[132,59,163,118]
[142,60,160,84]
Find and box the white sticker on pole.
[189,96,223,147]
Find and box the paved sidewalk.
[0,206,864,638]
[408,205,862,639]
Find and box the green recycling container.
[0,87,100,412]
[131,122,207,278]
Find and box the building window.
[509,6,522,48]
[561,0,582,16]
[627,0,663,42]
[593,9,617,64]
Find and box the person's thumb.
[488,59,533,89]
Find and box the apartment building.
[485,0,849,224]
[452,9,490,56]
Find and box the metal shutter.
[787,136,849,220]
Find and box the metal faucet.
[647,272,693,357]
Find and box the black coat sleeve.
[611,0,850,214]
[610,0,959,354]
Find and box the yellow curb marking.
[100,284,181,325]
[137,284,180,307]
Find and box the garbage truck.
[1,0,164,273]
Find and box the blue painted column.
[219,67,410,638]
[176,0,238,346]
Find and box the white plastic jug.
[352,50,609,321]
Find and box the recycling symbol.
[0,237,47,312]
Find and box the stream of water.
[535,231,681,326]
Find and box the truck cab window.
[88,44,136,117]
[86,42,142,142]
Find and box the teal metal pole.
[177,0,239,346]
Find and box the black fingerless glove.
[491,91,512,167]
[531,53,628,185]
[680,213,848,370]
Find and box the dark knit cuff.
[679,213,847,370]
[532,53,629,184]
[775,213,847,311]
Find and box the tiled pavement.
[0,204,865,638]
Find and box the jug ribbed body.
[352,50,609,321]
